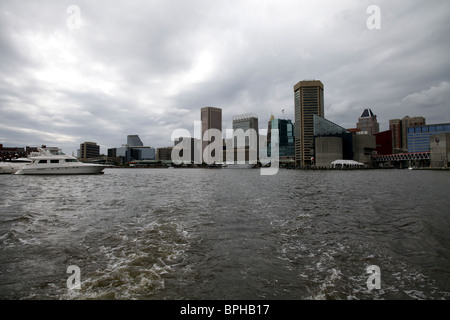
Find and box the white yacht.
[0,158,32,174]
[14,148,107,175]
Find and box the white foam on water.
[60,220,190,300]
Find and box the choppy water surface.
[0,168,449,300]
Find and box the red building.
[0,144,39,161]
[375,130,393,155]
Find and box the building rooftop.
[360,109,375,118]
[232,113,258,121]
[313,114,349,136]
[293,80,324,91]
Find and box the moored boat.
[14,148,106,175]
[0,158,32,174]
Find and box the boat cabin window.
[65,159,79,162]
[50,160,60,164]
[38,160,47,164]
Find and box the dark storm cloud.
[1,0,449,154]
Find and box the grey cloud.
[1,0,450,154]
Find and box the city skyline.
[1,1,450,156]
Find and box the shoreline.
[105,166,450,171]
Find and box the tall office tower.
[231,113,259,163]
[356,109,380,135]
[232,113,259,147]
[267,114,275,148]
[294,80,324,167]
[127,135,144,147]
[201,106,222,161]
[389,119,402,153]
[79,141,100,160]
[268,116,295,158]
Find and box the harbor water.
[0,168,449,300]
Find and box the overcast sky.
[1,0,449,155]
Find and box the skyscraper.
[201,106,222,162]
[356,109,379,135]
[268,116,295,159]
[294,80,324,167]
[231,113,259,163]
[232,113,258,147]
[389,119,402,153]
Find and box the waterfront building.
[315,136,343,167]
[375,130,393,155]
[127,135,144,147]
[109,135,156,164]
[174,137,201,163]
[356,109,379,135]
[389,119,402,153]
[232,113,259,147]
[201,107,222,162]
[430,133,450,168]
[0,145,40,161]
[390,116,426,153]
[407,123,450,153]
[115,146,132,163]
[79,142,100,160]
[157,147,174,161]
[313,114,352,167]
[268,116,295,161]
[403,116,426,151]
[107,148,116,158]
[1,144,25,160]
[294,80,324,167]
[353,132,376,166]
[231,113,258,163]
[132,147,156,160]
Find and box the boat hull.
[15,164,106,175]
[0,163,28,174]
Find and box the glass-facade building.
[268,118,295,158]
[408,123,450,153]
[390,116,426,153]
[313,114,348,136]
[127,135,144,147]
[313,114,353,161]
